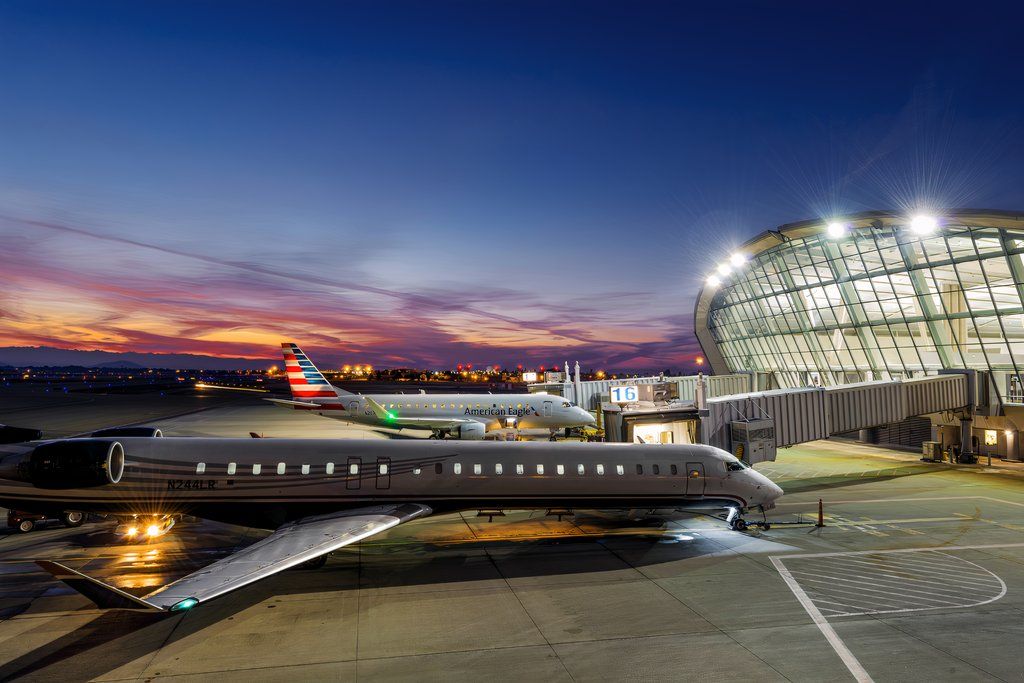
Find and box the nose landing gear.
[726,506,771,532]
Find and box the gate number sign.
[610,385,639,403]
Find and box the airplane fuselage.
[0,438,781,529]
[305,393,594,431]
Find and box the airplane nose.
[582,410,596,425]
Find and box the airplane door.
[685,462,705,496]
[376,457,391,489]
[348,400,360,416]
[346,457,361,490]
[542,401,553,418]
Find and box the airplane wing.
[363,396,488,430]
[37,503,431,611]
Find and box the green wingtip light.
[170,597,199,612]
[386,412,395,421]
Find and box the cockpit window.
[561,402,571,408]
[726,461,749,471]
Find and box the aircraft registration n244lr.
[267,343,595,439]
[0,435,782,612]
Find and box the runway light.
[716,263,732,277]
[910,214,938,234]
[729,252,747,268]
[146,524,161,538]
[826,221,848,239]
[706,275,721,288]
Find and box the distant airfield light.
[706,275,722,288]
[729,252,747,268]
[826,221,848,239]
[696,357,704,366]
[910,214,938,234]
[716,263,732,277]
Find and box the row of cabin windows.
[196,461,698,477]
[385,402,530,410]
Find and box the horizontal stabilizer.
[36,561,161,611]
[264,398,323,409]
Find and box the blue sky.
[2,1,1023,369]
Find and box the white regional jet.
[267,343,596,439]
[0,435,783,612]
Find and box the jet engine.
[14,440,125,489]
[457,423,486,440]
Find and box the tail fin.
[280,343,352,401]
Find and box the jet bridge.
[701,373,971,463]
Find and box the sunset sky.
[3,1,1024,369]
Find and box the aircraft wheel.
[762,523,771,530]
[428,434,438,440]
[17,520,35,533]
[61,511,85,528]
[731,519,747,532]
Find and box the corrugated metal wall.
[826,382,903,434]
[704,387,829,450]
[703,374,969,451]
[903,375,969,415]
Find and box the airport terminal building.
[695,209,1024,457]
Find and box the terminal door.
[346,457,361,490]
[685,462,705,496]
[376,457,391,489]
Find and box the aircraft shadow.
[769,464,938,495]
[0,518,722,681]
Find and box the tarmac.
[1,392,1024,682]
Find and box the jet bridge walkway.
[701,373,970,460]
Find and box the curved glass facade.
[704,215,1024,406]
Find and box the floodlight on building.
[729,252,747,268]
[826,221,848,239]
[910,214,938,234]
[706,275,721,288]
[716,263,731,277]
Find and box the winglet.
[36,560,164,611]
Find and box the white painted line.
[772,542,1018,682]
[789,572,965,606]
[814,557,997,586]
[771,555,874,683]
[776,495,1024,509]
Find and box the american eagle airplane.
[268,343,596,439]
[0,435,782,612]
